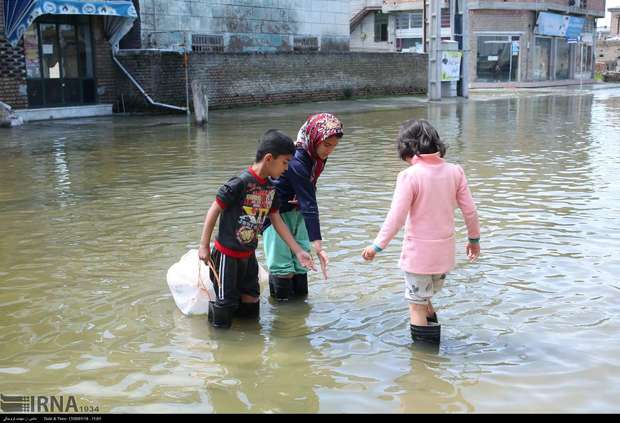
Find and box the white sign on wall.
[441,51,462,81]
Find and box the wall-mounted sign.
[535,12,585,41]
[441,51,462,81]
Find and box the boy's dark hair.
[256,129,295,162]
[396,119,446,160]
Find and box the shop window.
[534,37,552,81]
[476,35,520,82]
[575,43,592,79]
[24,26,41,78]
[555,38,570,79]
[374,12,388,42]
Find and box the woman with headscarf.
[262,113,344,301]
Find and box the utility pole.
[461,0,470,98]
[426,0,442,100]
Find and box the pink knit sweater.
[373,153,480,274]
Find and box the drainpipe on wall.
[112,46,188,113]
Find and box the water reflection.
[203,299,337,413]
[394,354,473,413]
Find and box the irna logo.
[0,394,79,413]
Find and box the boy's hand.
[466,242,480,262]
[296,250,317,272]
[361,246,377,261]
[198,245,210,263]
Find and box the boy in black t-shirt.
[198,130,315,328]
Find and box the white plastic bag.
[166,249,217,316]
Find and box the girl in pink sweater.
[362,119,480,347]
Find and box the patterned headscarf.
[295,113,343,184]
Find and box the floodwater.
[1,86,620,413]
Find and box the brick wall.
[92,19,119,105]
[0,0,28,109]
[114,51,427,111]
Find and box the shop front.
[472,10,594,86]
[3,0,137,110]
[531,11,593,82]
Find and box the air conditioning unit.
[293,36,319,52]
[191,34,224,52]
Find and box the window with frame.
[395,11,423,30]
[441,8,450,28]
[374,12,389,42]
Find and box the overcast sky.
[598,0,620,28]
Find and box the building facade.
[350,0,606,86]
[468,0,604,86]
[126,0,351,52]
[595,7,620,72]
[351,0,452,53]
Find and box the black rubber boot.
[427,313,438,324]
[236,301,260,319]
[269,274,293,301]
[410,323,441,346]
[292,273,308,297]
[208,302,235,329]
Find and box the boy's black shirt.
[215,168,280,257]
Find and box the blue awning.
[4,0,137,47]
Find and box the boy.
[198,129,315,329]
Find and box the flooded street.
[1,86,620,412]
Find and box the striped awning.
[4,0,137,47]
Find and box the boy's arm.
[455,165,481,262]
[198,201,222,262]
[363,171,415,261]
[269,211,317,272]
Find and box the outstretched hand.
[296,250,317,272]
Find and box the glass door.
[24,16,96,107]
[476,35,520,82]
[555,38,570,80]
[534,37,552,81]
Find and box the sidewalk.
[209,82,620,122]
